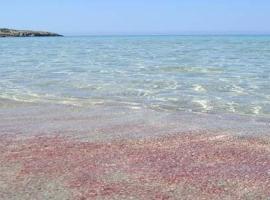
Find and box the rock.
[0,28,63,37]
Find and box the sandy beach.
[1,101,269,199]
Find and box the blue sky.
[1,0,270,35]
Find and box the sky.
[1,0,270,35]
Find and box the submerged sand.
[0,102,270,199]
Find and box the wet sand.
[0,102,270,199]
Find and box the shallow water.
[0,101,269,141]
[1,35,270,116]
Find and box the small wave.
[129,106,142,110]
[226,102,237,113]
[231,85,247,95]
[193,99,212,111]
[251,106,262,115]
[192,84,206,92]
[159,66,223,74]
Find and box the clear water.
[1,36,270,116]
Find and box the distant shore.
[0,28,63,37]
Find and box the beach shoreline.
[1,99,270,139]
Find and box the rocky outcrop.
[0,28,63,37]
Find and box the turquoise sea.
[1,36,270,116]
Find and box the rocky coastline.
[0,28,63,37]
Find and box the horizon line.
[61,31,270,37]
[62,33,270,37]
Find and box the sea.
[1,35,270,117]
